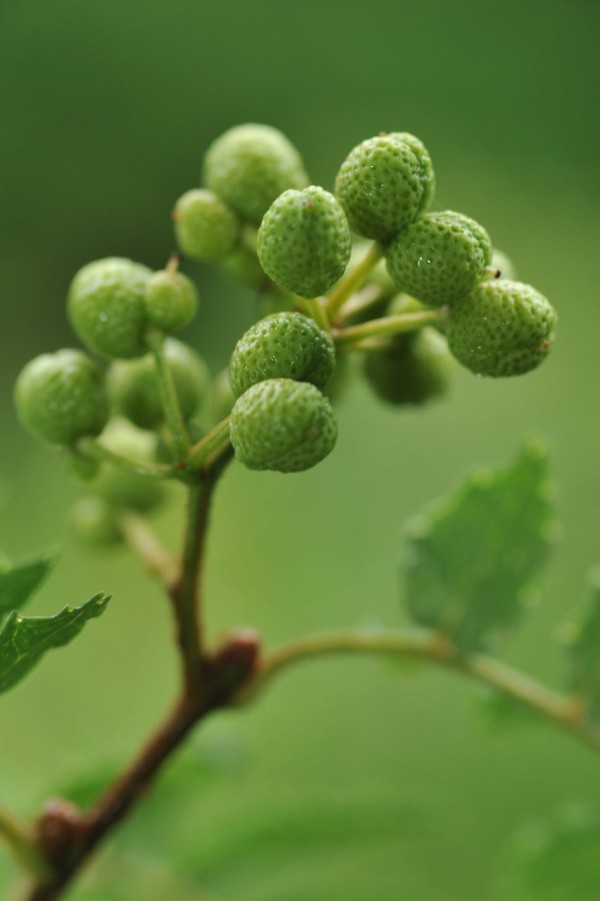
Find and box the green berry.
[229,312,335,398]
[107,338,209,430]
[257,186,351,298]
[363,327,452,406]
[447,279,557,377]
[71,496,122,549]
[15,349,109,447]
[230,378,337,473]
[173,189,239,261]
[67,257,152,359]
[144,268,198,332]
[386,211,492,307]
[204,124,309,224]
[93,420,166,511]
[335,133,434,242]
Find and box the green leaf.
[0,550,58,614]
[402,441,557,654]
[0,593,110,694]
[564,569,600,722]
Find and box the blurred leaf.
[0,549,57,614]
[564,569,600,723]
[0,593,110,694]
[402,441,557,654]
[493,802,600,901]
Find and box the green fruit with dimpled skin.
[335,133,434,242]
[257,186,351,298]
[447,279,557,377]
[15,349,109,447]
[386,211,492,307]
[363,327,452,406]
[204,124,309,224]
[107,338,209,430]
[68,257,153,359]
[144,269,198,332]
[93,419,166,511]
[173,189,240,262]
[230,379,337,473]
[229,312,335,398]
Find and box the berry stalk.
[145,328,191,461]
[325,242,384,319]
[334,309,443,349]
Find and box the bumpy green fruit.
[93,420,166,511]
[71,496,122,549]
[107,338,209,430]
[386,211,492,307]
[67,258,153,359]
[15,349,109,447]
[144,269,198,332]
[363,327,452,406]
[173,189,239,261]
[204,124,309,224]
[447,279,556,377]
[335,133,433,242]
[230,379,337,473]
[229,312,335,398]
[257,186,351,298]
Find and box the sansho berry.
[144,268,198,333]
[229,312,336,399]
[173,189,240,262]
[229,378,337,473]
[92,419,166,511]
[363,327,452,406]
[67,257,153,359]
[204,124,309,224]
[257,186,351,298]
[386,211,492,307]
[335,133,434,243]
[447,279,557,377]
[15,349,109,447]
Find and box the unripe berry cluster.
[14,123,558,535]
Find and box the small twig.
[77,438,176,480]
[333,310,443,349]
[239,627,600,754]
[145,328,190,462]
[118,511,179,585]
[0,806,53,882]
[187,418,231,472]
[325,242,384,320]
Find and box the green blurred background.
[1,0,599,897]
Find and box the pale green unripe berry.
[363,327,452,406]
[173,189,240,262]
[230,379,337,473]
[257,186,351,298]
[204,124,309,224]
[386,211,492,307]
[107,338,209,430]
[144,269,198,332]
[221,243,268,288]
[208,369,236,424]
[71,496,122,549]
[335,133,434,242]
[447,279,557,377]
[15,349,109,447]
[229,312,335,398]
[67,257,153,359]
[93,420,166,511]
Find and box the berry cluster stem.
[187,417,231,471]
[334,309,443,349]
[325,242,384,320]
[77,437,176,480]
[118,511,178,584]
[145,328,190,462]
[239,628,599,752]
